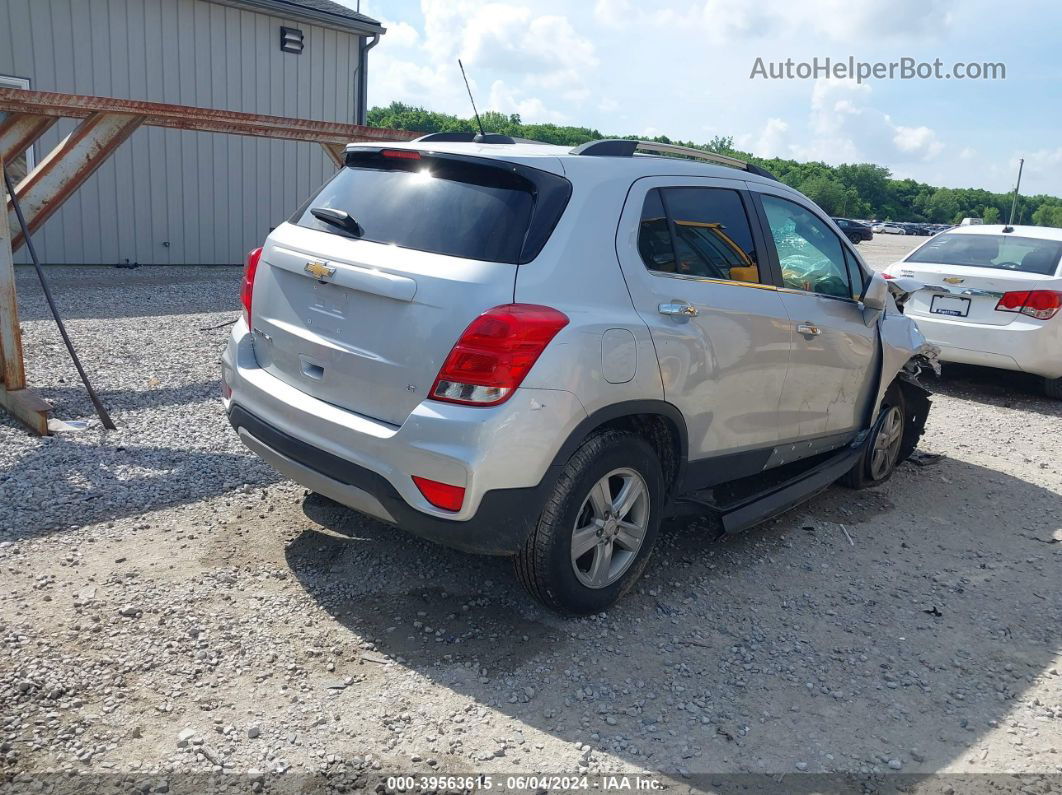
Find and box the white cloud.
[753,117,790,158]
[368,1,596,123]
[699,0,775,42]
[894,125,943,158]
[797,0,953,39]
[592,0,951,40]
[378,19,419,48]
[740,79,943,165]
[488,80,568,123]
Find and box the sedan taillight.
[995,290,1062,320]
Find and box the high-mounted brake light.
[430,304,570,406]
[995,290,1062,320]
[241,247,263,329]
[381,149,421,160]
[412,476,465,512]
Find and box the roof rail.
[570,139,779,181]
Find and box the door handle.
[796,322,821,336]
[659,301,698,317]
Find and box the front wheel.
[840,385,909,489]
[514,430,664,614]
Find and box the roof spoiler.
[570,139,779,181]
[412,132,545,145]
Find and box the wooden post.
[0,153,50,435]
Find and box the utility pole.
[1006,158,1024,229]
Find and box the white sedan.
[873,223,906,235]
[884,225,1062,398]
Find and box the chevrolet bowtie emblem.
[304,261,335,280]
[943,277,964,284]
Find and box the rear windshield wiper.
[310,207,363,237]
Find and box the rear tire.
[514,430,664,615]
[1044,376,1062,400]
[840,384,909,489]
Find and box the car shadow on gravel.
[0,440,279,542]
[284,457,1060,776]
[933,364,1061,417]
[19,380,224,416]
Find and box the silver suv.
[222,136,936,614]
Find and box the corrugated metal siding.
[0,0,362,264]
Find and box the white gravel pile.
[1,257,1059,789]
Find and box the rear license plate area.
[930,294,970,317]
[310,282,348,318]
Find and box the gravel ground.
[1,238,1060,791]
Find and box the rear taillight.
[995,290,1062,320]
[412,476,465,512]
[430,304,570,406]
[241,247,263,328]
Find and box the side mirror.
[861,272,890,312]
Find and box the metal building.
[0,0,385,265]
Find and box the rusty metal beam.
[8,112,144,251]
[0,153,51,435]
[321,142,346,167]
[0,113,58,165]
[0,88,415,146]
[0,156,24,390]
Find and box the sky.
[339,0,1062,196]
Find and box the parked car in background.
[902,223,932,236]
[832,217,874,244]
[884,224,1062,397]
[223,136,937,613]
[874,223,907,234]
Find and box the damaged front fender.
[873,306,940,424]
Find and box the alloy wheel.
[570,468,650,589]
[870,405,904,481]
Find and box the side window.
[761,195,851,299]
[844,248,866,300]
[637,189,677,273]
[637,187,761,284]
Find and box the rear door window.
[293,150,571,264]
[637,187,762,284]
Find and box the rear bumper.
[910,313,1062,379]
[221,320,586,554]
[230,405,558,555]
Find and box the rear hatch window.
[292,148,571,265]
[906,233,1062,275]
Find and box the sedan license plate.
[930,294,970,317]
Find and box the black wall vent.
[280,27,304,54]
